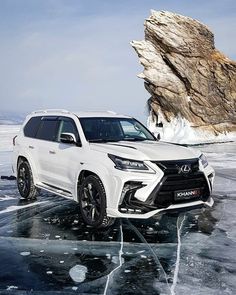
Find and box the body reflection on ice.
[0,126,236,294]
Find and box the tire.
[17,160,38,199]
[78,175,114,228]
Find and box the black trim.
[42,182,72,195]
[107,143,137,149]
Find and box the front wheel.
[78,175,114,228]
[17,160,38,199]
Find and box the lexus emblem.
[179,164,191,174]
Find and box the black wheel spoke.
[80,180,102,224]
[78,175,112,228]
[83,187,90,200]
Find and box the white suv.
[13,109,214,228]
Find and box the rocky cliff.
[131,10,236,143]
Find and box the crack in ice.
[170,214,186,295]
[126,219,171,293]
[103,222,124,295]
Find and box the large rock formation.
[131,10,236,143]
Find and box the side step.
[35,183,74,200]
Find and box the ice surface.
[0,124,235,294]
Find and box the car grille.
[150,160,210,208]
[153,158,200,175]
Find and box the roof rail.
[32,109,70,114]
[107,110,117,115]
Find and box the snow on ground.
[0,124,235,294]
[0,124,20,176]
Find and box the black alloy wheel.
[17,161,38,199]
[79,175,114,228]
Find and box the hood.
[90,140,201,161]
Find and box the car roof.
[30,109,131,119]
[74,111,131,118]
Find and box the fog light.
[121,181,144,201]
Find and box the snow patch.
[20,251,31,256]
[69,265,88,283]
[0,125,20,152]
[0,201,48,214]
[72,286,78,291]
[6,286,18,290]
[148,111,236,144]
[0,195,16,202]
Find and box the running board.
[35,183,74,200]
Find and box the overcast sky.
[0,0,235,121]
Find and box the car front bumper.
[107,196,214,219]
[106,159,215,219]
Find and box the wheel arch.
[76,169,108,202]
[77,170,114,228]
[17,155,28,167]
[16,154,38,184]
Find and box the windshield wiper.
[123,137,148,141]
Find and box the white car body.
[13,110,215,221]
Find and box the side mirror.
[152,132,161,141]
[60,133,77,144]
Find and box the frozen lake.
[0,125,235,294]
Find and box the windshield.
[79,117,156,142]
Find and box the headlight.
[108,154,155,173]
[199,154,208,168]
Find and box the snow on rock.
[69,265,88,283]
[148,111,236,144]
[132,10,236,144]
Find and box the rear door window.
[24,116,42,138]
[36,117,59,141]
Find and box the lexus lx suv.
[13,109,214,228]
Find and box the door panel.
[42,117,82,193]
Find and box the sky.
[0,0,235,122]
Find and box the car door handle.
[29,145,34,149]
[49,150,56,154]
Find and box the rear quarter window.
[24,116,42,138]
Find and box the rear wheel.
[78,175,114,228]
[17,160,38,199]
